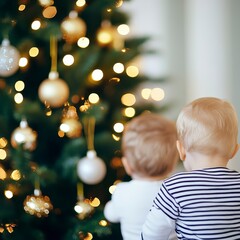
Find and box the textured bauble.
[61,11,86,43]
[0,39,20,77]
[60,118,82,138]
[77,150,106,185]
[11,119,37,151]
[74,199,94,220]
[38,71,69,108]
[23,189,53,218]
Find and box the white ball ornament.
[77,150,106,185]
[0,39,20,77]
[38,71,69,108]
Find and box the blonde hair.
[176,97,238,158]
[122,112,178,178]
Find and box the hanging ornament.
[38,71,69,108]
[74,183,94,220]
[24,189,53,218]
[23,176,53,218]
[77,117,106,185]
[60,105,82,138]
[0,38,20,77]
[38,36,69,108]
[96,21,123,50]
[61,10,86,43]
[11,119,37,151]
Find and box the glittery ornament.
[77,150,106,185]
[61,11,86,43]
[0,39,20,77]
[38,71,69,108]
[74,198,94,220]
[11,119,37,151]
[23,189,53,218]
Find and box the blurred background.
[0,0,239,239]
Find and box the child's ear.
[176,140,186,161]
[122,157,132,176]
[230,144,240,159]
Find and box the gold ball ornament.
[23,189,53,218]
[74,198,95,220]
[11,119,37,151]
[61,11,86,43]
[38,71,69,108]
[0,39,20,77]
[60,118,82,138]
[77,150,107,185]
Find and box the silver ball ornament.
[0,39,20,77]
[77,150,106,185]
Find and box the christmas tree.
[0,0,166,239]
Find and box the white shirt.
[104,179,177,240]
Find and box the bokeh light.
[121,93,136,106]
[91,69,103,81]
[113,122,124,133]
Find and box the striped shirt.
[152,167,240,239]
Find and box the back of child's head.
[122,112,178,178]
[176,97,238,159]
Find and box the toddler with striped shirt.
[141,97,240,240]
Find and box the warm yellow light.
[29,47,39,57]
[18,4,26,11]
[76,0,86,7]
[99,219,108,227]
[63,54,74,66]
[90,197,100,207]
[77,37,90,48]
[88,93,99,104]
[141,88,151,100]
[113,122,124,133]
[112,134,120,141]
[151,88,165,101]
[113,63,124,74]
[115,0,123,7]
[0,167,7,180]
[19,57,28,67]
[109,185,117,194]
[15,81,25,91]
[5,190,13,199]
[121,93,136,106]
[124,107,135,118]
[91,69,103,81]
[42,6,57,19]
[58,130,65,138]
[11,170,21,181]
[14,93,24,104]
[126,66,139,77]
[117,24,130,36]
[97,30,113,45]
[0,149,7,160]
[0,138,7,148]
[31,20,41,30]
[84,233,93,240]
[60,123,70,133]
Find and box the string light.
[31,20,41,30]
[76,0,86,7]
[77,37,90,48]
[113,122,124,133]
[121,93,136,106]
[11,170,21,181]
[124,107,135,117]
[88,93,99,104]
[15,81,25,92]
[63,54,74,66]
[151,88,165,101]
[117,24,130,35]
[42,6,57,19]
[18,4,26,11]
[0,149,7,160]
[29,47,39,57]
[5,190,13,199]
[14,93,24,104]
[0,167,7,180]
[19,57,28,67]
[126,66,139,77]
[113,63,124,74]
[91,69,103,81]
[141,88,151,100]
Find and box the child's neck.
[185,151,229,171]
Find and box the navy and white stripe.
[153,167,240,239]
